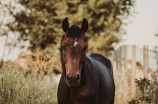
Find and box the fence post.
[111,51,116,72]
[124,45,127,70]
[155,46,158,71]
[111,51,114,65]
[131,45,136,98]
[126,46,131,100]
[117,48,121,71]
[116,49,118,70]
[120,46,122,71]
[143,45,148,77]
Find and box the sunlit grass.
[0,61,58,104]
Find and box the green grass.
[0,61,58,104]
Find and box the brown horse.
[57,17,115,104]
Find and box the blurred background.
[0,0,158,61]
[0,0,136,61]
[0,0,158,103]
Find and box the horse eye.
[61,46,67,50]
[61,46,64,50]
[84,46,88,51]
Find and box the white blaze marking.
[74,38,78,47]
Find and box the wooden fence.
[109,45,158,104]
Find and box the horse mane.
[66,25,81,38]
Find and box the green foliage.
[128,72,158,104]
[0,0,135,56]
[0,61,57,104]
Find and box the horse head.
[61,17,88,87]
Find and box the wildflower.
[147,70,151,73]
[153,71,156,74]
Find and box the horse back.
[86,53,113,76]
[86,53,115,104]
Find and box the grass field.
[1,53,157,104]
[0,61,58,104]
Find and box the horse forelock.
[66,25,81,38]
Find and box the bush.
[15,46,62,77]
[128,70,158,104]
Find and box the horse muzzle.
[66,74,81,87]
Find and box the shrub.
[15,46,62,77]
[128,70,158,104]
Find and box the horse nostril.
[66,74,71,83]
[75,74,80,82]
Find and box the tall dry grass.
[0,47,61,104]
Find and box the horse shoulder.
[86,53,112,72]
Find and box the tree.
[0,0,135,55]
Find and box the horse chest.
[69,87,97,104]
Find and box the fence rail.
[109,45,158,104]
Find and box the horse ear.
[62,17,69,32]
[81,18,88,33]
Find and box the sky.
[0,0,158,60]
[118,0,158,49]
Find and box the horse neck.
[82,56,97,85]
